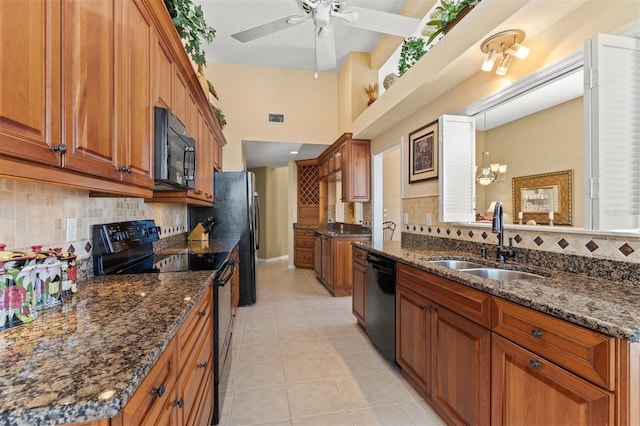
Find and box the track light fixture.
[480,29,530,75]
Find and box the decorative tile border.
[402,197,640,264]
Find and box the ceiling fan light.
[481,50,496,72]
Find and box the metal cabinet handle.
[52,143,67,154]
[529,360,541,370]
[118,166,132,174]
[531,329,543,338]
[151,384,165,397]
[198,310,207,317]
[198,361,207,369]
[423,305,435,313]
[172,397,184,408]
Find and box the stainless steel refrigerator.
[189,171,259,306]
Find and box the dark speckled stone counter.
[313,225,371,238]
[0,240,239,425]
[355,241,640,342]
[156,238,239,255]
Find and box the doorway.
[372,139,402,242]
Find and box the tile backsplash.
[0,179,187,261]
[403,196,640,264]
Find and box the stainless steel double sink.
[426,259,544,280]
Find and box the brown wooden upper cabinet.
[0,0,223,201]
[318,133,370,202]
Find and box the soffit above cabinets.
[352,0,591,140]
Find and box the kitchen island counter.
[0,265,218,424]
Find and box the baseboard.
[257,255,289,263]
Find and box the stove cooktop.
[116,252,230,275]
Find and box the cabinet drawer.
[396,263,492,328]
[294,248,314,266]
[295,237,314,249]
[492,297,615,390]
[178,286,213,369]
[121,338,178,425]
[295,229,315,238]
[352,246,367,266]
[181,320,214,425]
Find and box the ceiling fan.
[231,0,420,76]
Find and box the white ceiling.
[196,0,414,169]
[196,0,410,72]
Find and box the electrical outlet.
[66,218,77,242]
[426,213,433,226]
[383,208,388,218]
[403,212,409,225]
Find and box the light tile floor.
[219,259,446,426]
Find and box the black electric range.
[92,220,234,425]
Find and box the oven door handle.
[215,259,236,286]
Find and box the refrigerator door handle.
[254,192,261,250]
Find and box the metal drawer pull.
[198,361,207,368]
[423,305,435,313]
[530,360,541,370]
[151,384,165,397]
[172,397,184,408]
[531,329,543,338]
[198,310,207,317]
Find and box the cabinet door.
[120,0,153,188]
[313,234,322,277]
[200,118,214,201]
[430,303,491,426]
[61,0,121,180]
[153,30,173,109]
[396,284,431,397]
[173,70,188,125]
[491,334,614,426]
[352,260,366,325]
[0,0,61,165]
[343,140,370,202]
[321,236,332,288]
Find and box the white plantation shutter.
[585,34,640,230]
[439,114,476,222]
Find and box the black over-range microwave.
[154,106,196,191]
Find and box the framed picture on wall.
[408,120,438,183]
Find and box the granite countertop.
[314,226,371,238]
[0,240,238,425]
[355,241,640,342]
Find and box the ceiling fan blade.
[316,26,336,71]
[344,6,420,38]
[231,15,308,42]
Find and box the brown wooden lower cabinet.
[351,246,367,327]
[293,229,315,269]
[396,281,490,425]
[315,235,369,296]
[391,261,640,426]
[109,285,214,426]
[491,334,614,425]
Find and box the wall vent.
[268,113,285,124]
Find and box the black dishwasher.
[365,253,396,364]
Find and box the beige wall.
[383,147,402,240]
[0,179,186,259]
[480,98,584,226]
[251,166,289,260]
[204,63,339,171]
[337,52,379,134]
[366,0,639,201]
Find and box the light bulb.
[511,43,530,59]
[498,164,508,173]
[496,54,511,76]
[481,50,496,72]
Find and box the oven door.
[213,259,235,424]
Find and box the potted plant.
[164,0,216,66]
[212,105,226,128]
[398,37,427,77]
[422,0,481,45]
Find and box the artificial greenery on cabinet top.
[164,0,216,66]
[423,0,481,45]
[398,37,427,77]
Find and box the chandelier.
[476,152,507,185]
